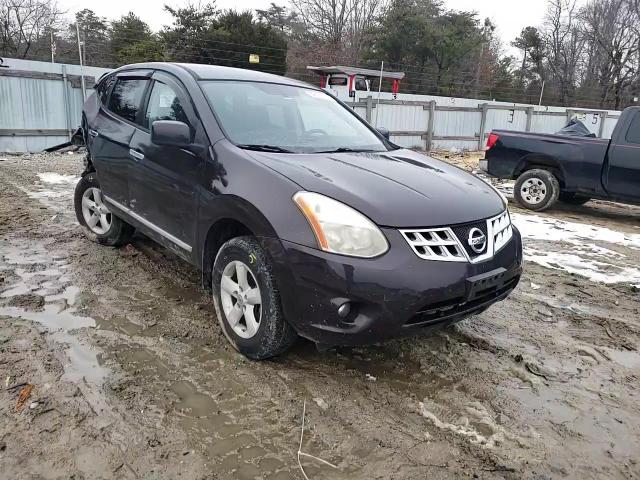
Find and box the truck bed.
[484,130,610,195]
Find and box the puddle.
[598,347,640,369]
[0,239,106,386]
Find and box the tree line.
[1,0,639,109]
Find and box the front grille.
[400,228,467,262]
[489,210,513,254]
[400,209,513,263]
[451,221,489,260]
[404,275,519,326]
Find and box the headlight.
[293,191,389,258]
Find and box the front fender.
[195,194,302,325]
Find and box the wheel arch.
[198,196,281,291]
[515,154,566,187]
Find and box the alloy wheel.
[220,260,262,339]
[81,187,112,235]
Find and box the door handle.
[129,149,144,161]
[88,129,98,138]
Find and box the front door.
[128,72,204,255]
[606,110,640,199]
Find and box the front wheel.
[74,173,134,246]
[212,236,297,360]
[514,169,560,211]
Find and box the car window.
[108,79,148,125]
[144,81,190,129]
[625,112,640,144]
[97,75,115,105]
[200,81,387,154]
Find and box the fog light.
[337,302,351,318]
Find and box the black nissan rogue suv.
[75,63,523,359]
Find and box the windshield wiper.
[237,144,293,153]
[315,147,379,153]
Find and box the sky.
[56,0,553,52]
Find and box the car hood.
[248,148,505,227]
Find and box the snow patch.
[37,173,79,185]
[526,249,640,285]
[512,213,640,250]
[512,213,640,285]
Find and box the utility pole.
[375,61,384,127]
[538,80,545,106]
[50,31,55,63]
[76,22,86,100]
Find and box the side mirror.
[151,120,191,147]
[377,127,390,140]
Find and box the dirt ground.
[0,151,639,480]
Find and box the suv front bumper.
[273,226,523,346]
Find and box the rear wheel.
[74,173,134,246]
[559,192,591,205]
[514,169,560,211]
[212,236,297,360]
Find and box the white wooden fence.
[347,93,622,151]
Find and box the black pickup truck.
[481,106,640,211]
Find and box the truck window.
[355,78,367,91]
[625,112,640,144]
[108,79,148,125]
[144,81,189,129]
[329,76,347,86]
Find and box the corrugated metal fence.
[0,57,623,153]
[0,58,111,152]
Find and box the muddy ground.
[0,151,638,480]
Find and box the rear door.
[606,110,640,198]
[127,71,205,255]
[90,72,151,207]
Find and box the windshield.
[199,81,388,154]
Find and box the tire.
[514,169,560,211]
[559,192,591,205]
[212,236,297,360]
[74,172,134,246]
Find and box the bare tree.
[0,0,63,59]
[291,0,386,61]
[581,0,639,108]
[541,0,585,104]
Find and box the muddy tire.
[74,173,134,246]
[212,236,297,360]
[514,169,560,211]
[559,192,591,205]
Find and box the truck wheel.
[559,192,591,205]
[514,169,560,211]
[212,236,297,360]
[74,173,134,246]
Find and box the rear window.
[328,76,347,86]
[108,79,148,124]
[97,75,115,105]
[625,112,640,144]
